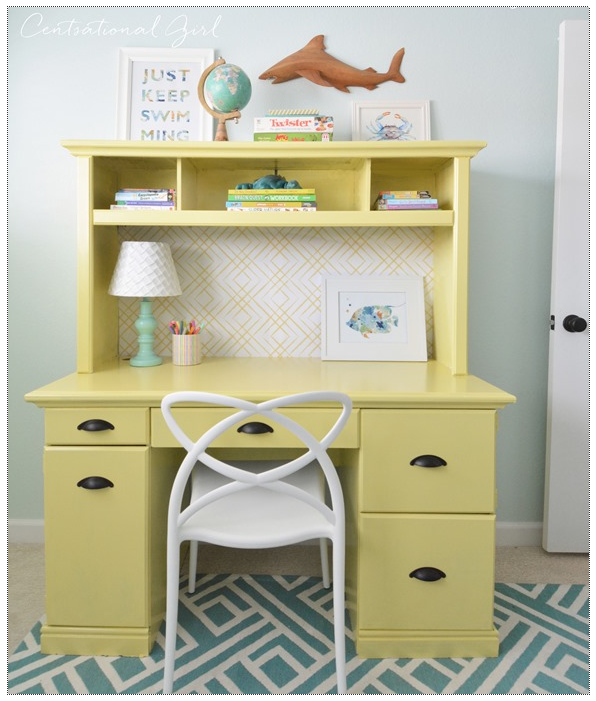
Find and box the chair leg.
[332,539,347,694]
[320,538,330,588]
[188,541,198,594]
[163,541,181,694]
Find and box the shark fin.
[305,35,326,51]
[325,79,352,93]
[295,69,333,88]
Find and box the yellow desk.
[26,358,515,659]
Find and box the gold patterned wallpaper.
[118,226,435,359]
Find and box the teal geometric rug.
[7,576,589,694]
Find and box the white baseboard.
[496,521,543,546]
[8,519,45,543]
[8,519,544,547]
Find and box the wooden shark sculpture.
[259,35,405,92]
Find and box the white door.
[543,20,589,552]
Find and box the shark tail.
[388,48,406,83]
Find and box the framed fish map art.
[321,276,427,361]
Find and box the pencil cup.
[172,334,201,366]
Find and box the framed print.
[118,48,215,141]
[352,100,430,141]
[321,276,427,361]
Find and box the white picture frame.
[321,276,427,361]
[352,100,431,141]
[117,48,215,141]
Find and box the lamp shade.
[109,241,182,298]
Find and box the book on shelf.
[228,188,315,196]
[376,198,438,206]
[226,186,317,212]
[226,201,316,209]
[110,203,175,210]
[254,132,332,142]
[227,205,317,212]
[375,202,438,210]
[254,114,334,133]
[114,188,175,203]
[377,190,431,199]
[227,190,316,202]
[373,190,438,210]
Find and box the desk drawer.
[359,513,495,632]
[362,410,496,513]
[45,409,149,445]
[43,447,148,627]
[151,408,359,449]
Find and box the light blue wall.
[8,6,589,528]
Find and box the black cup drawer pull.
[77,419,115,432]
[410,455,447,468]
[77,476,114,490]
[409,567,447,582]
[237,421,274,435]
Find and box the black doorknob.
[563,315,587,333]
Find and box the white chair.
[160,390,352,694]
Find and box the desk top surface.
[26,358,515,409]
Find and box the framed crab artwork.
[321,276,427,361]
[351,101,430,141]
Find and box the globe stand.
[198,57,242,142]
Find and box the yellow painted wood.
[337,447,364,637]
[358,513,496,632]
[39,624,155,657]
[75,156,95,373]
[43,447,149,629]
[45,408,149,445]
[355,628,499,659]
[433,227,455,371]
[62,140,487,160]
[30,138,520,659]
[361,409,496,513]
[178,157,198,210]
[148,447,181,640]
[41,444,179,656]
[62,140,486,372]
[92,208,455,228]
[76,157,120,373]
[25,358,516,410]
[151,407,359,449]
[433,157,471,374]
[90,224,119,373]
[451,157,471,374]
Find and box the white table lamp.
[109,241,182,367]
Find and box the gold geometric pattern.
[117,226,434,359]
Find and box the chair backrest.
[161,391,352,535]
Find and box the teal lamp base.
[130,298,162,367]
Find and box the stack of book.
[254,110,334,142]
[226,188,317,212]
[111,188,176,210]
[373,190,438,210]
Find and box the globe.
[204,63,252,115]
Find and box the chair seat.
[179,461,334,548]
